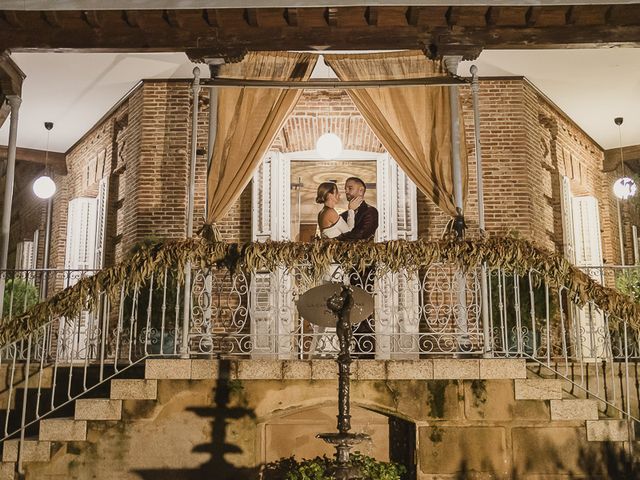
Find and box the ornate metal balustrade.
[1,238,639,443]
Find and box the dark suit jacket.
[337,201,379,241]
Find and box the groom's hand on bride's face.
[348,196,364,210]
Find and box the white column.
[0,95,22,314]
[181,67,201,358]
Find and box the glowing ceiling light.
[316,133,343,160]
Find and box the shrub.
[3,278,39,317]
[260,452,406,480]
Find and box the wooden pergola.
[1,3,640,61]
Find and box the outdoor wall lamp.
[613,117,636,200]
[33,122,57,200]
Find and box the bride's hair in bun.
[316,182,338,204]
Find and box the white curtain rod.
[200,77,468,89]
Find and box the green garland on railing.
[1,235,639,345]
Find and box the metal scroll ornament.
[298,284,373,480]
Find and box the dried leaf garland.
[1,235,638,345]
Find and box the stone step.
[550,399,599,421]
[515,379,563,400]
[0,462,16,480]
[111,379,158,400]
[145,359,191,380]
[75,399,122,421]
[39,418,87,442]
[586,420,633,442]
[2,439,51,463]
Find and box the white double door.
[59,179,108,361]
[561,176,606,360]
[249,151,419,359]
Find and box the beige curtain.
[323,51,468,217]
[206,51,317,225]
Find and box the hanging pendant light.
[316,132,343,160]
[33,175,57,199]
[613,117,636,200]
[33,122,57,200]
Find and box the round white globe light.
[613,177,637,200]
[33,175,57,199]
[316,133,343,160]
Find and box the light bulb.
[33,175,57,199]
[613,177,637,200]
[316,133,343,160]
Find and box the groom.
[337,177,378,358]
[336,177,379,241]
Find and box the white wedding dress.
[311,209,355,356]
[320,210,355,239]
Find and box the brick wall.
[31,76,637,278]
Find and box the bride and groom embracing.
[315,177,379,241]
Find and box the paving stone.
[283,361,312,379]
[480,359,526,379]
[75,399,122,421]
[190,359,220,379]
[354,360,386,380]
[310,360,338,380]
[145,359,192,379]
[586,420,631,442]
[387,360,433,380]
[237,360,282,379]
[550,399,598,420]
[0,462,15,480]
[515,379,563,400]
[111,379,158,400]
[39,418,87,442]
[433,359,479,379]
[2,440,51,463]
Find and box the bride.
[316,182,362,239]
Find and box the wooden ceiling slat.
[374,6,409,27]
[533,6,569,27]
[487,6,528,27]
[214,9,251,29]
[254,9,288,28]
[283,8,298,27]
[606,4,640,26]
[447,6,489,28]
[244,8,259,27]
[335,7,368,28]
[203,9,219,28]
[569,5,610,26]
[296,8,330,28]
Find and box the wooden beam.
[0,146,67,174]
[0,52,25,98]
[1,6,640,56]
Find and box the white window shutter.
[560,176,575,262]
[375,154,419,359]
[15,241,35,270]
[250,151,294,358]
[94,177,109,269]
[570,195,605,360]
[252,153,273,243]
[61,197,99,361]
[64,197,98,287]
[571,196,603,275]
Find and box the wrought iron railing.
[1,240,639,447]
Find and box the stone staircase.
[0,358,635,479]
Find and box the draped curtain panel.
[323,51,468,217]
[206,51,317,225]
